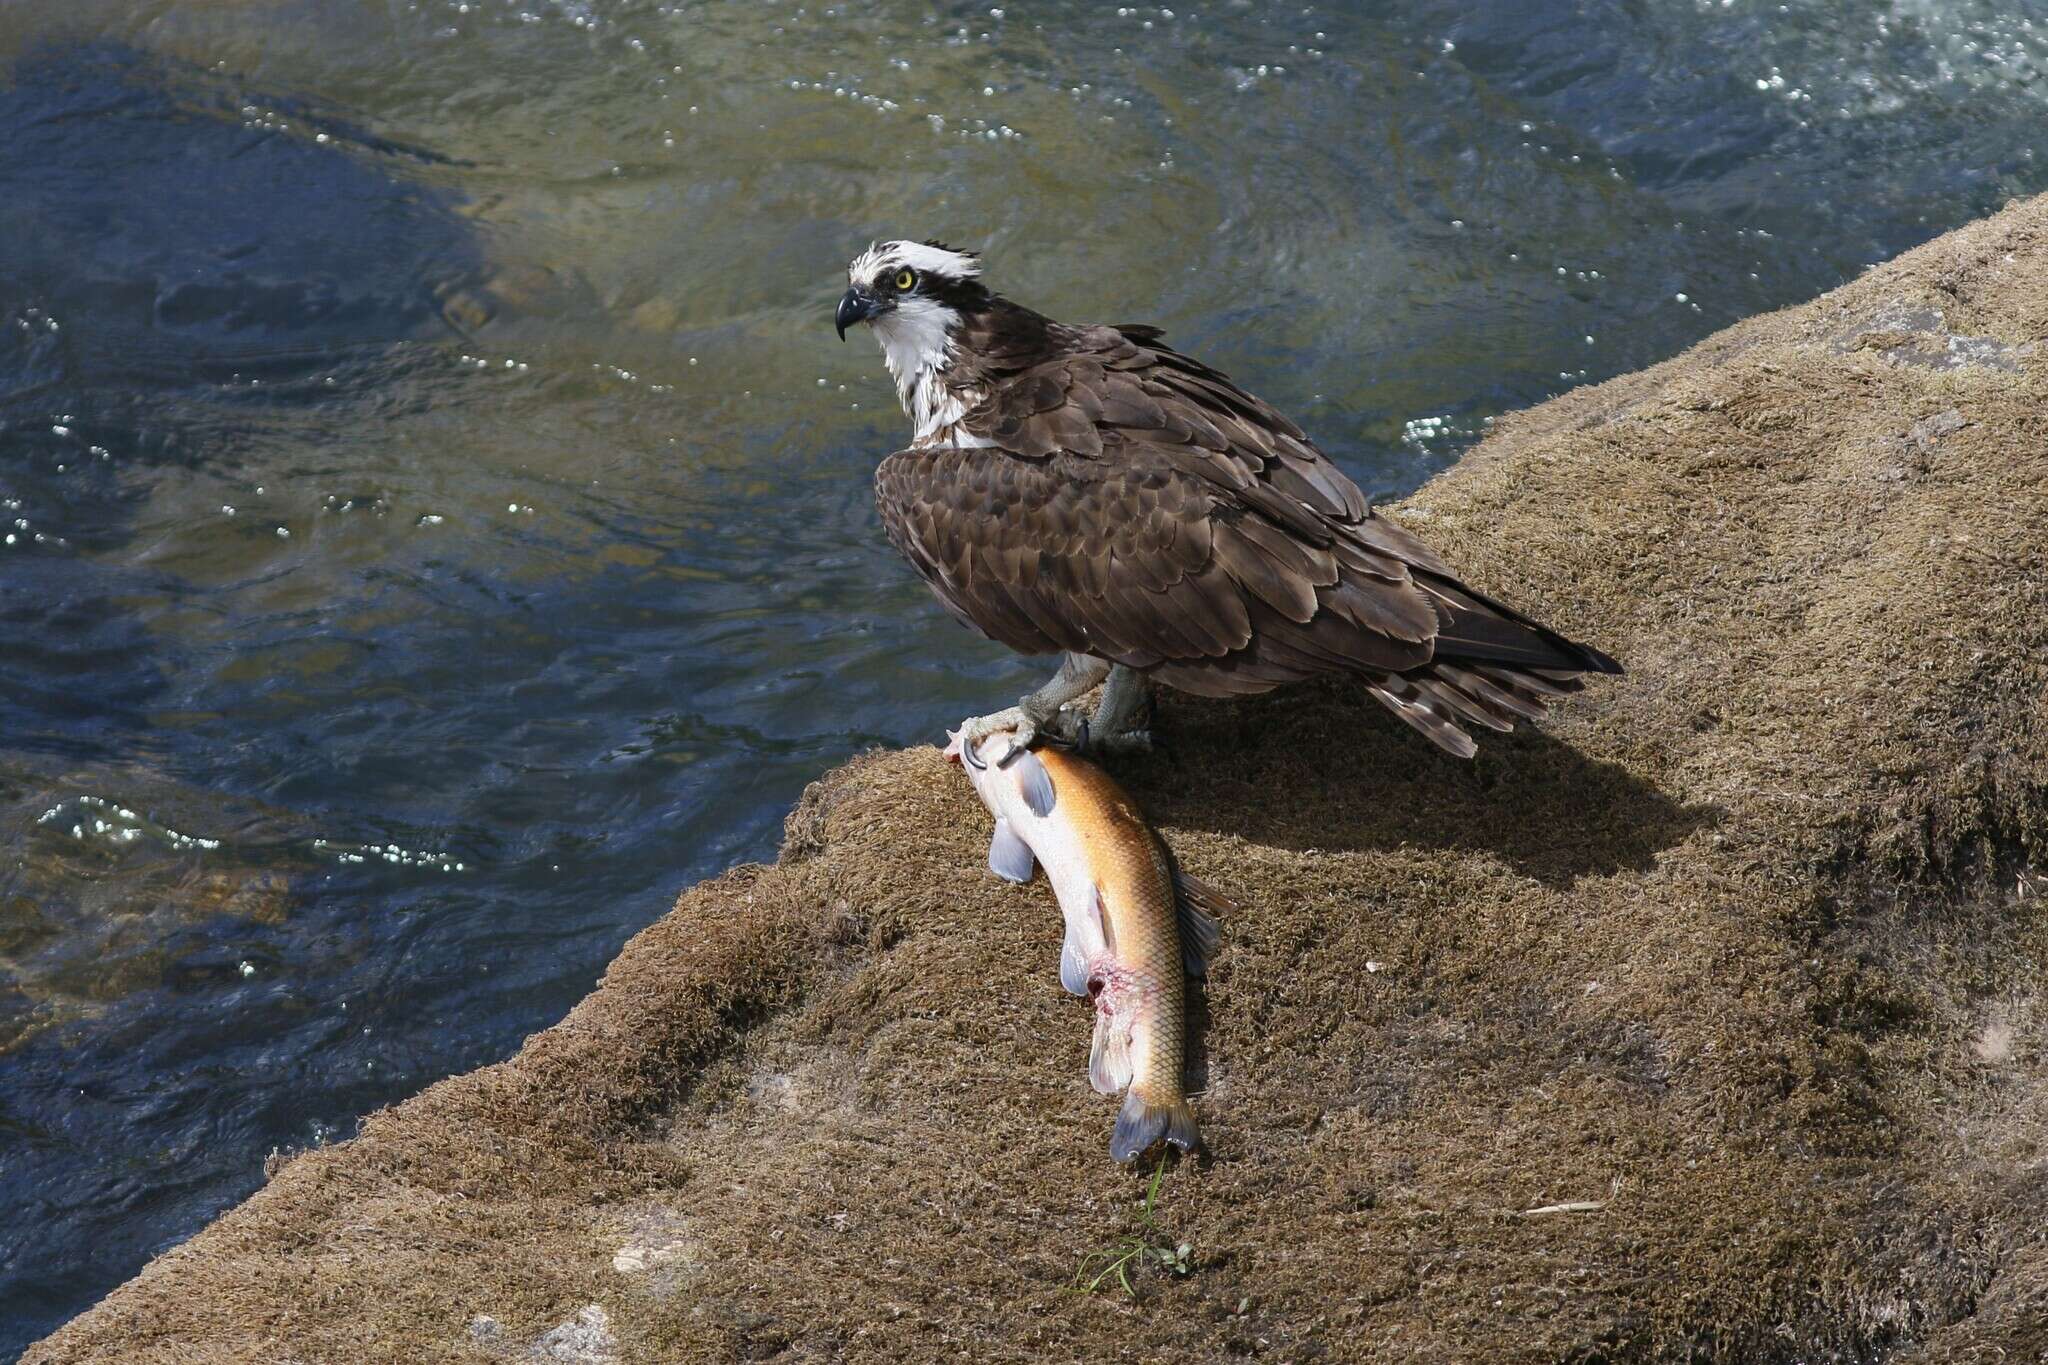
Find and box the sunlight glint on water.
[1,0,2045,1353]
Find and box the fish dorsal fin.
[987,818,1035,883]
[1007,745,1056,818]
[1172,868,1232,979]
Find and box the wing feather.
[1211,518,1320,623]
[871,305,1617,755]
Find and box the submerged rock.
[28,196,2048,1363]
[0,758,310,1053]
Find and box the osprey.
[837,239,1621,756]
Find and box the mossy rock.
[30,196,2048,1364]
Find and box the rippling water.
[2,0,2044,1351]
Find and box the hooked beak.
[834,286,883,341]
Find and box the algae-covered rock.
[29,196,2048,1363]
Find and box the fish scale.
[946,728,1227,1162]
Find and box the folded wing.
[873,317,1620,755]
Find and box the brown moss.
[29,196,2048,1363]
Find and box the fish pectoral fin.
[1088,1006,1133,1096]
[1059,932,1090,997]
[988,818,1036,884]
[1011,747,1056,818]
[1090,881,1115,956]
[1110,1090,1202,1164]
[1172,869,1230,978]
[1063,886,1110,997]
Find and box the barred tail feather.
[1434,663,1549,723]
[1419,573,1624,677]
[1412,676,1515,733]
[1367,680,1479,759]
[1373,645,1619,758]
[1475,663,1579,698]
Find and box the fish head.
[943,726,1054,822]
[943,727,1001,815]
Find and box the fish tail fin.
[1089,1008,1133,1096]
[1110,1089,1202,1163]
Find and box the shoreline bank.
[31,195,2048,1364]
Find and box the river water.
[2,0,2044,1351]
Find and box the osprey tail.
[1366,571,1622,759]
[1424,573,1621,674]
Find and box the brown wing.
[880,308,1621,753]
[873,441,1438,689]
[953,318,1385,534]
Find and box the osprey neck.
[872,296,981,444]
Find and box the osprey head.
[835,239,985,342]
[838,240,993,439]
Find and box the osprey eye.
[895,269,917,291]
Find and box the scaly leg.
[1086,664,1154,754]
[959,653,1111,755]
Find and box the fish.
[945,726,1230,1162]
